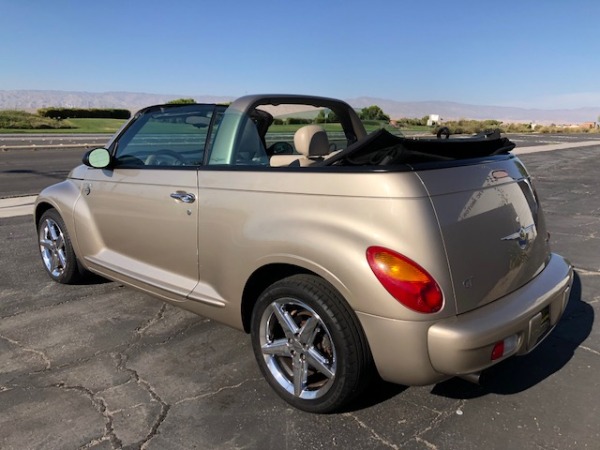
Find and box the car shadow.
[431,271,593,399]
[75,271,113,285]
[344,375,409,412]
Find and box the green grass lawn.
[65,118,127,133]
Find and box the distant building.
[427,114,441,127]
[580,121,597,129]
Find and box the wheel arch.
[34,201,57,228]
[241,263,314,333]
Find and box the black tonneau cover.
[320,129,516,166]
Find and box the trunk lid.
[416,156,550,314]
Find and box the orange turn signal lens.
[367,246,443,313]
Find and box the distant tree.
[167,98,196,104]
[314,109,328,123]
[314,109,340,124]
[359,105,390,121]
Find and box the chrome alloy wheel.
[259,298,337,400]
[39,218,68,278]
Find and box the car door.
[74,104,220,300]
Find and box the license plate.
[529,306,551,348]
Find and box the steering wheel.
[146,149,187,166]
[267,142,294,156]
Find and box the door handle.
[170,191,196,203]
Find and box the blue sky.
[1,0,599,109]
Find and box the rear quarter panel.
[192,169,457,329]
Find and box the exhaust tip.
[458,372,481,384]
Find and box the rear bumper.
[357,253,573,385]
[427,253,573,376]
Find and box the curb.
[514,140,600,155]
[0,195,37,218]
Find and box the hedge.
[38,108,131,120]
[0,110,74,129]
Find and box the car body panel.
[190,169,456,330]
[73,167,199,299]
[417,159,550,314]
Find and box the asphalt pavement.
[0,133,111,150]
[0,134,111,198]
[0,138,599,449]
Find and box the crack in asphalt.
[115,305,174,449]
[135,304,167,335]
[79,435,112,449]
[402,399,467,449]
[414,436,439,450]
[135,317,208,351]
[578,345,600,356]
[51,383,123,449]
[342,413,401,449]
[174,377,263,405]
[115,352,170,450]
[0,332,51,370]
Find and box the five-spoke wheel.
[258,298,337,400]
[251,274,372,413]
[37,209,84,284]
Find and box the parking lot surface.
[0,144,599,449]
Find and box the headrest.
[293,125,330,158]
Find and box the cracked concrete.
[1,145,599,449]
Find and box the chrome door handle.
[170,191,196,203]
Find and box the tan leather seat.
[270,125,330,167]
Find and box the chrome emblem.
[501,223,536,250]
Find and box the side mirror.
[83,148,112,168]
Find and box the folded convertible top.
[320,129,516,166]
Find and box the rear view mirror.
[83,148,111,169]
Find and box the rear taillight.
[366,246,443,313]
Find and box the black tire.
[250,274,373,413]
[37,209,86,284]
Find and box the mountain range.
[1,90,598,125]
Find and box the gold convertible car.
[35,94,573,413]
